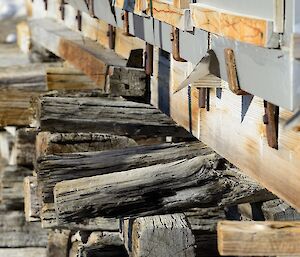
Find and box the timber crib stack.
[0,0,300,256]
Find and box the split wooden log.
[24,176,40,222]
[36,142,208,203]
[33,96,189,137]
[36,132,137,158]
[54,154,274,224]
[47,229,71,257]
[40,203,119,231]
[13,128,38,167]
[29,18,147,96]
[0,211,48,247]
[120,214,196,257]
[0,165,32,210]
[217,220,300,256]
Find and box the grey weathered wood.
[121,214,196,257]
[40,203,119,231]
[36,132,137,158]
[76,231,126,257]
[0,64,47,91]
[36,142,208,203]
[0,211,48,247]
[0,248,47,257]
[54,154,274,223]
[24,176,40,222]
[0,165,32,210]
[33,96,189,137]
[14,128,38,167]
[47,229,71,257]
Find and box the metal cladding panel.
[211,35,293,110]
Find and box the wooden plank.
[37,142,208,203]
[53,155,274,223]
[29,18,147,91]
[36,132,137,158]
[40,203,119,230]
[33,96,190,137]
[0,248,47,257]
[190,3,275,47]
[218,220,300,256]
[121,214,196,257]
[24,176,40,222]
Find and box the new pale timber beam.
[29,18,147,95]
[218,221,300,256]
[53,155,274,224]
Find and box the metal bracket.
[59,0,65,20]
[107,24,116,50]
[144,43,153,76]
[224,48,249,96]
[170,27,186,62]
[75,10,82,31]
[263,101,279,149]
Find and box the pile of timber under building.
[0,1,300,256]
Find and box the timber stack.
[0,0,300,257]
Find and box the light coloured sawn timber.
[0,248,47,257]
[121,214,196,257]
[190,3,273,47]
[24,176,40,222]
[218,221,300,256]
[53,155,273,223]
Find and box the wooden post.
[24,176,40,222]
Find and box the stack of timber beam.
[1,1,300,257]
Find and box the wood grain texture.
[54,155,274,223]
[40,203,119,231]
[121,214,196,257]
[218,220,300,256]
[33,96,189,137]
[24,176,40,222]
[47,229,71,257]
[0,248,47,257]
[36,132,137,158]
[190,4,270,47]
[37,142,207,203]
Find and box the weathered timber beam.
[36,142,208,203]
[33,95,190,137]
[0,211,48,247]
[36,132,137,158]
[29,18,147,96]
[218,220,300,256]
[40,203,119,231]
[0,248,47,257]
[54,154,274,223]
[13,128,37,167]
[24,176,40,222]
[48,229,71,257]
[0,165,32,210]
[121,214,196,257]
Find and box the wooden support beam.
[218,220,300,256]
[29,18,147,96]
[33,96,190,137]
[36,142,207,203]
[24,176,40,222]
[0,166,32,210]
[0,248,47,257]
[0,211,48,247]
[36,132,137,158]
[40,203,119,231]
[53,154,274,223]
[121,214,196,257]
